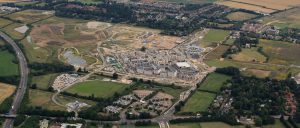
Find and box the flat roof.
[176,62,191,68]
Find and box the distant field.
[66,80,129,98]
[2,23,25,40]
[181,91,216,113]
[243,68,271,78]
[204,59,300,80]
[198,73,231,93]
[31,73,58,90]
[226,11,257,21]
[156,0,216,3]
[231,48,267,63]
[29,89,96,111]
[261,8,300,29]
[218,0,300,14]
[0,83,15,104]
[218,1,275,14]
[0,50,19,77]
[0,18,12,28]
[224,38,235,45]
[201,29,230,47]
[0,0,28,3]
[68,0,102,4]
[6,9,53,24]
[170,122,242,128]
[259,39,300,65]
[205,45,229,60]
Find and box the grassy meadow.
[201,29,230,47]
[231,48,267,63]
[198,73,231,93]
[226,11,257,21]
[180,91,216,113]
[66,80,129,98]
[0,50,19,77]
[258,39,300,65]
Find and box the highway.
[0,31,29,128]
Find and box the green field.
[31,73,58,90]
[224,38,235,45]
[263,119,286,128]
[0,18,12,28]
[29,89,96,111]
[226,11,257,21]
[258,39,300,65]
[21,38,57,63]
[198,73,231,93]
[180,91,216,113]
[0,50,19,77]
[2,23,25,40]
[170,122,243,128]
[201,29,230,47]
[231,48,267,63]
[119,124,159,128]
[66,80,129,98]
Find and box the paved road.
[0,31,29,128]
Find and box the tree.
[112,73,118,79]
[140,46,146,52]
[31,84,37,89]
[255,117,263,126]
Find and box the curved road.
[0,31,29,128]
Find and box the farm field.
[231,48,267,63]
[218,0,300,14]
[5,9,54,24]
[0,0,28,3]
[198,73,231,93]
[2,23,25,40]
[217,1,275,14]
[0,83,16,104]
[204,59,300,80]
[224,38,235,45]
[226,11,257,21]
[170,122,243,128]
[0,18,12,28]
[201,29,230,47]
[261,8,300,29]
[0,50,19,77]
[68,0,103,4]
[258,39,300,65]
[66,80,129,98]
[119,124,159,128]
[205,45,229,60]
[31,73,58,90]
[180,91,216,113]
[243,69,271,78]
[28,89,96,111]
[156,0,216,4]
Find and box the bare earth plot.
[0,83,16,104]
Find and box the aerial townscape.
[1,0,300,128]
